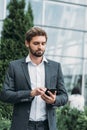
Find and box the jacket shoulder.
[47,59,60,65]
[10,58,25,65]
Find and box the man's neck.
[29,55,43,65]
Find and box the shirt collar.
[26,55,48,63]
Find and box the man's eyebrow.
[33,41,46,43]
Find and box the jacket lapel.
[45,61,51,89]
[21,59,31,89]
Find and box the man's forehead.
[32,36,46,42]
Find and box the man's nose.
[38,43,43,48]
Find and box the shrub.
[0,108,11,130]
[56,105,87,130]
[0,119,11,130]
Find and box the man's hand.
[30,87,46,97]
[41,90,56,104]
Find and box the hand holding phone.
[45,88,57,96]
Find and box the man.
[0,27,68,130]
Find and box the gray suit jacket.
[0,58,68,130]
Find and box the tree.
[0,0,34,122]
[1,0,33,59]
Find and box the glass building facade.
[0,0,87,104]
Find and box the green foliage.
[0,118,11,130]
[56,105,87,130]
[0,102,12,120]
[0,106,11,130]
[0,0,34,126]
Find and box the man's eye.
[42,42,46,45]
[33,42,39,45]
[33,42,46,45]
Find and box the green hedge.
[56,105,87,130]
[0,107,11,130]
[0,105,87,130]
[0,119,11,130]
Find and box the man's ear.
[25,40,29,48]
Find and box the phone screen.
[45,88,57,96]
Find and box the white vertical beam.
[0,0,6,20]
[42,0,45,25]
[3,0,6,19]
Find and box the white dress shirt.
[26,55,48,121]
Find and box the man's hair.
[25,26,48,42]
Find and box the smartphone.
[45,88,57,96]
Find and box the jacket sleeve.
[0,62,34,104]
[54,63,68,107]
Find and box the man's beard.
[29,47,45,57]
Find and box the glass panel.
[44,1,86,30]
[44,28,83,58]
[64,72,82,93]
[30,0,43,24]
[0,0,6,20]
